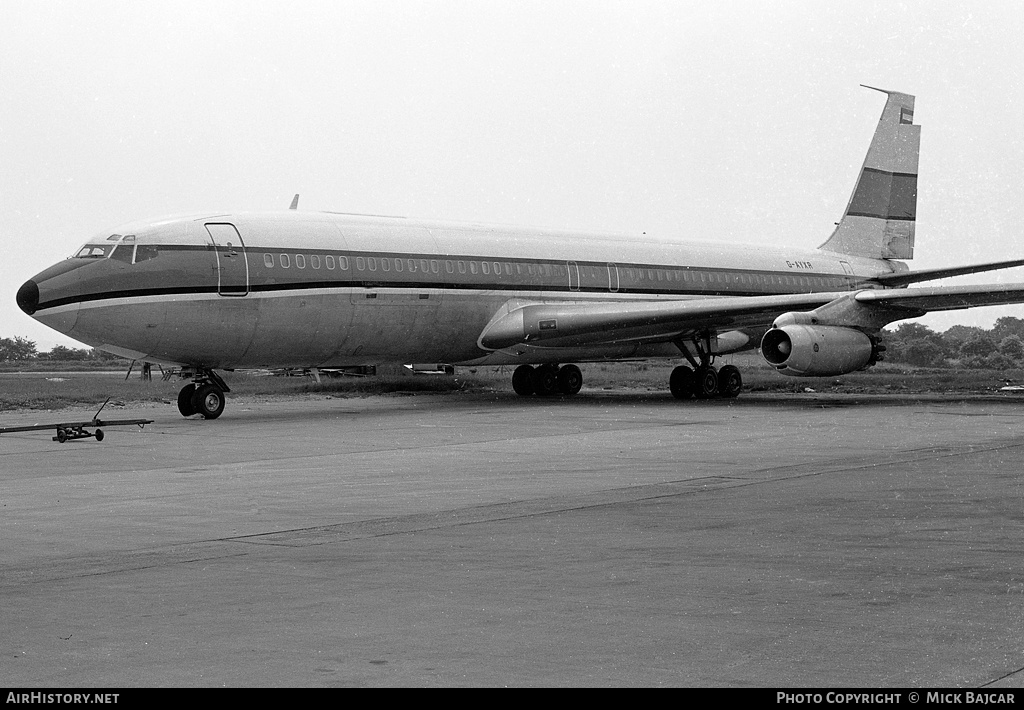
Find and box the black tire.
[94,429,104,442]
[693,366,719,399]
[531,365,559,396]
[511,365,535,396]
[177,384,197,417]
[192,384,226,420]
[718,365,742,398]
[669,365,694,400]
[56,428,67,443]
[556,364,583,395]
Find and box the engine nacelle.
[760,324,877,377]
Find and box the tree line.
[882,316,1024,369]
[0,336,125,363]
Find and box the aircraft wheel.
[669,365,694,400]
[693,366,719,399]
[531,365,559,396]
[557,364,583,395]
[177,384,197,417]
[511,365,535,396]
[718,365,742,398]
[95,429,104,442]
[56,428,67,443]
[192,384,226,420]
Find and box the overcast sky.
[3,1,1024,350]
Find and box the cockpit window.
[75,244,116,258]
[135,245,159,263]
[110,245,134,263]
[74,234,144,261]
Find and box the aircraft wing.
[479,292,848,349]
[479,283,1024,350]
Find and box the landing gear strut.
[177,369,230,419]
[511,364,583,397]
[670,332,743,401]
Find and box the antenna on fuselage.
[289,194,300,210]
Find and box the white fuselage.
[25,211,895,369]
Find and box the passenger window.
[339,256,348,270]
[395,259,404,272]
[280,254,290,268]
[325,255,335,270]
[295,254,306,269]
[407,259,417,273]
[264,253,274,268]
[458,261,466,274]
[311,255,321,269]
[481,262,490,275]
[421,259,430,272]
[445,261,454,274]
[470,262,478,274]
[356,257,365,270]
[493,262,501,275]
[381,259,390,271]
[431,260,439,273]
[367,257,377,271]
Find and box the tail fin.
[819,86,920,260]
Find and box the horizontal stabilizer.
[871,259,1024,287]
[855,282,1024,312]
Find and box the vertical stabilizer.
[819,86,920,260]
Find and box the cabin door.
[205,223,249,296]
[839,260,855,290]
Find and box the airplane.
[15,86,1024,420]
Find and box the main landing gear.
[668,363,742,400]
[669,331,742,400]
[177,369,231,419]
[511,364,583,397]
[509,357,743,401]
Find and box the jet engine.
[760,324,881,377]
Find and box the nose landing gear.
[176,369,231,419]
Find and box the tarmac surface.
[2,388,1024,687]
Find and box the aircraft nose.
[17,279,39,316]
